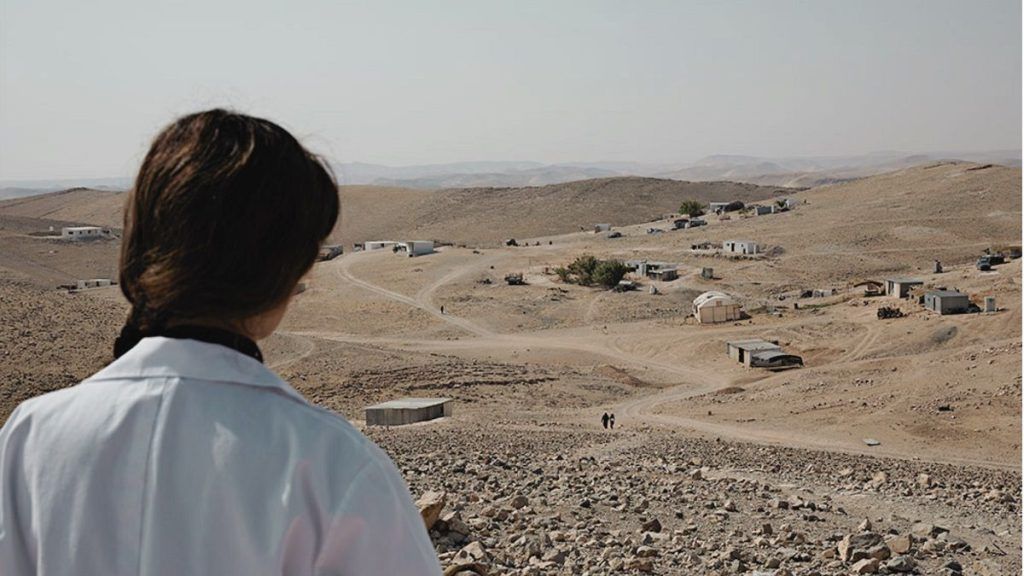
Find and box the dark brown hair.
[120,109,339,331]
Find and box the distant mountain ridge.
[333,150,1020,189]
[3,150,1018,198]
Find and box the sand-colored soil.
[0,161,1019,574]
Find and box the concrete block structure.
[364,241,397,251]
[885,277,924,298]
[723,240,759,255]
[365,398,452,427]
[923,290,971,315]
[648,267,678,281]
[397,240,434,257]
[594,223,612,233]
[61,226,110,240]
[76,279,113,290]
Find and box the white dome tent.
[692,291,743,324]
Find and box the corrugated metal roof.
[885,277,923,284]
[750,350,800,361]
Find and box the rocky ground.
[1,164,1021,575]
[371,422,1021,576]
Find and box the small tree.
[567,255,600,286]
[555,255,628,289]
[592,260,629,288]
[679,199,705,217]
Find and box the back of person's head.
[120,109,339,331]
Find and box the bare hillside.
[0,187,124,229]
[0,161,1020,575]
[2,177,791,248]
[340,177,789,247]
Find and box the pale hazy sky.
[1,0,1020,180]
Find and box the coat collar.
[88,336,306,403]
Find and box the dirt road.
[315,250,1018,470]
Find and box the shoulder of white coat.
[281,395,390,461]
[4,382,85,423]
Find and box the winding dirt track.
[306,251,1016,471]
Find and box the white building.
[693,291,743,324]
[76,279,113,290]
[363,241,398,251]
[594,223,612,233]
[723,240,759,255]
[397,241,434,257]
[61,226,110,240]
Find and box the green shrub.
[556,255,627,288]
[592,260,629,288]
[679,199,705,217]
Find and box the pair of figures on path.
[601,412,616,429]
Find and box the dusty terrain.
[1,176,790,248]
[0,161,1020,575]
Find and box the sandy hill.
[0,160,1021,575]
[1,177,790,249]
[0,187,125,229]
[337,177,790,247]
[617,161,1023,287]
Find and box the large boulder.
[416,490,447,531]
[837,532,883,563]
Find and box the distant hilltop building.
[61,226,111,240]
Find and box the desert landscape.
[0,161,1020,575]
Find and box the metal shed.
[923,290,971,315]
[649,267,678,281]
[749,350,803,369]
[365,398,452,426]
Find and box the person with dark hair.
[609,413,616,429]
[601,412,610,429]
[0,110,441,575]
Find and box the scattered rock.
[417,490,447,530]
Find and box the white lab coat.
[0,337,441,576]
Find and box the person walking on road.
[601,412,610,429]
[609,413,616,429]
